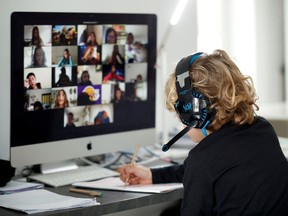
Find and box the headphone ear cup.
[174,89,194,126]
[191,91,214,128]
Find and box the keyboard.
[28,165,119,188]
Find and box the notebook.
[72,177,183,193]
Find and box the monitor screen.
[10,12,157,167]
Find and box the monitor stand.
[40,159,78,174]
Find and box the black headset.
[162,52,215,152]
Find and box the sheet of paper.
[0,180,44,194]
[0,189,99,214]
[73,177,183,193]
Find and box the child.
[118,49,288,215]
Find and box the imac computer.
[10,12,157,170]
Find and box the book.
[72,177,183,193]
[0,189,99,214]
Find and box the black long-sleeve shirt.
[152,117,288,215]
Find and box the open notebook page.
[72,177,183,193]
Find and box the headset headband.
[175,52,203,93]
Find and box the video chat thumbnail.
[23,23,149,128]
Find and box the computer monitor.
[10,12,157,169]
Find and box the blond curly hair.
[165,49,259,132]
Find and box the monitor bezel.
[10,12,157,167]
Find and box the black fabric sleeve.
[181,155,214,215]
[151,164,184,184]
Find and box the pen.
[131,143,140,166]
[69,188,102,197]
[125,143,140,184]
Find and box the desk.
[1,152,186,215]
[0,184,183,216]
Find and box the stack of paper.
[0,180,44,195]
[0,189,99,214]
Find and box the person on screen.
[24,72,41,89]
[94,110,110,125]
[56,67,71,87]
[105,27,117,44]
[126,32,134,45]
[133,41,147,63]
[78,70,93,86]
[24,88,29,111]
[117,50,288,215]
[81,46,98,65]
[103,65,124,83]
[77,92,94,106]
[126,32,136,63]
[58,48,73,67]
[30,46,47,68]
[29,26,44,46]
[133,74,144,101]
[33,101,43,111]
[109,45,124,65]
[79,27,88,45]
[66,26,77,45]
[111,86,124,104]
[54,89,69,108]
[65,112,76,128]
[86,31,98,46]
[59,26,68,45]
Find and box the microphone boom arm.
[162,121,197,152]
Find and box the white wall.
[254,0,284,104]
[285,0,288,101]
[0,0,198,160]
[197,0,285,104]
[197,0,288,138]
